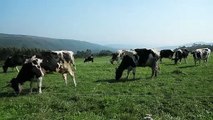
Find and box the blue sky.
[0,0,213,47]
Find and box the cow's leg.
[68,70,77,87]
[15,66,19,72]
[204,58,207,63]
[194,59,197,65]
[30,80,33,94]
[110,59,114,64]
[117,58,121,64]
[126,67,131,79]
[151,62,158,78]
[62,73,68,85]
[154,63,159,77]
[184,58,187,64]
[37,77,43,93]
[155,66,158,77]
[151,68,154,78]
[132,67,136,79]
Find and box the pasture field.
[0,54,213,120]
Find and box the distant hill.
[0,33,114,53]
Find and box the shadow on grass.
[178,65,196,69]
[162,63,176,66]
[95,78,142,83]
[0,87,49,98]
[0,71,16,74]
[0,92,17,97]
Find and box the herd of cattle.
[2,48,211,95]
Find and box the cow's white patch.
[145,54,154,66]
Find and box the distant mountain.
[183,42,213,47]
[106,44,150,50]
[107,42,213,50]
[106,43,178,50]
[0,33,114,53]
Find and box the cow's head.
[10,78,22,94]
[115,67,123,80]
[110,53,119,64]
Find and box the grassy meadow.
[0,54,212,120]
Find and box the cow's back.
[135,49,158,66]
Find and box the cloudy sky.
[0,0,212,47]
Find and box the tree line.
[0,47,113,61]
[0,44,212,61]
[0,47,44,61]
[177,44,213,51]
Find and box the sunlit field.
[0,54,212,120]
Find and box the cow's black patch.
[40,52,60,72]
[135,49,156,66]
[62,52,71,63]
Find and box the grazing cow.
[84,55,94,63]
[3,54,28,73]
[110,50,124,64]
[159,49,174,62]
[37,50,77,86]
[115,48,160,80]
[191,48,211,65]
[9,56,44,94]
[174,48,189,64]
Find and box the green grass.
[0,55,213,120]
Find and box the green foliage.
[177,43,213,51]
[0,55,212,119]
[0,47,44,61]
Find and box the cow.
[8,56,44,94]
[3,54,28,73]
[173,48,189,64]
[84,55,94,63]
[110,50,138,64]
[159,49,174,63]
[110,50,124,64]
[37,50,77,86]
[191,48,211,65]
[115,48,160,80]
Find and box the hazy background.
[0,0,212,48]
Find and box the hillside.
[0,33,113,53]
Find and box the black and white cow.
[110,50,138,64]
[191,48,211,65]
[84,55,94,63]
[37,50,77,86]
[115,48,160,80]
[110,50,124,64]
[3,54,28,73]
[174,48,190,64]
[9,56,44,94]
[159,49,174,62]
